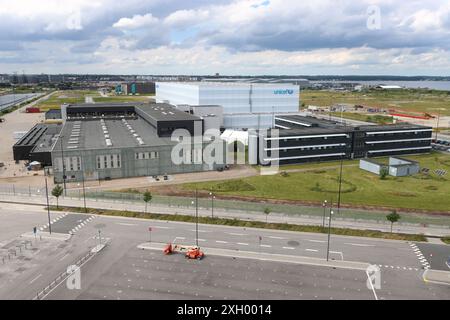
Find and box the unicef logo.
[274,89,294,95]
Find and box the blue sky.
[0,0,449,75]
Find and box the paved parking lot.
[46,246,376,300]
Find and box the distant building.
[375,85,403,90]
[118,82,155,95]
[156,82,300,129]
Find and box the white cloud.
[164,9,209,27]
[113,13,159,29]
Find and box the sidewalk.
[1,193,449,237]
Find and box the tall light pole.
[191,191,199,247]
[195,189,199,247]
[80,155,87,213]
[322,200,328,228]
[326,209,334,261]
[59,134,67,195]
[45,177,52,234]
[209,191,215,218]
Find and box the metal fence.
[1,183,450,228]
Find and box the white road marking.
[227,233,246,236]
[29,274,42,284]
[154,226,172,229]
[189,229,211,233]
[58,253,69,261]
[268,236,285,240]
[308,240,326,243]
[344,243,375,247]
[282,247,295,250]
[197,239,206,242]
[306,249,319,252]
[366,270,378,301]
[237,242,249,246]
[216,240,228,244]
[115,222,138,226]
[260,244,272,248]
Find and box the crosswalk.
[410,243,430,270]
[69,215,96,235]
[38,213,68,231]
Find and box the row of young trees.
[51,184,402,233]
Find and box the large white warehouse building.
[156,82,300,129]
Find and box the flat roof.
[157,82,298,88]
[266,126,353,137]
[275,115,344,128]
[357,124,432,131]
[136,103,200,122]
[53,117,176,152]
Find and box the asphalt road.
[0,203,449,300]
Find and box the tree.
[52,185,64,209]
[143,191,152,214]
[263,207,271,223]
[380,166,389,180]
[386,210,401,233]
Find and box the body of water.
[311,80,450,91]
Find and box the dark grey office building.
[253,115,432,165]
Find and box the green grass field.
[183,152,450,212]
[35,90,154,110]
[302,88,450,116]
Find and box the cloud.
[113,13,159,29]
[164,9,210,28]
[0,0,449,75]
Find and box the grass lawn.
[301,88,450,116]
[183,152,450,212]
[35,90,154,110]
[35,90,94,110]
[93,95,154,103]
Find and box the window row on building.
[135,151,159,160]
[96,154,121,169]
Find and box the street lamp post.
[45,177,52,234]
[80,155,87,213]
[59,135,67,196]
[322,200,328,228]
[192,190,199,247]
[209,192,215,218]
[326,209,334,261]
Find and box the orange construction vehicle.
[163,243,204,260]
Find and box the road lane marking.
[154,226,172,229]
[29,274,42,284]
[58,253,69,261]
[268,236,286,240]
[216,240,228,244]
[115,222,138,226]
[308,240,326,243]
[306,249,319,252]
[227,233,245,236]
[237,242,249,246]
[344,243,375,247]
[189,229,211,233]
[260,245,272,248]
[282,247,295,250]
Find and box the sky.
[0,0,449,76]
